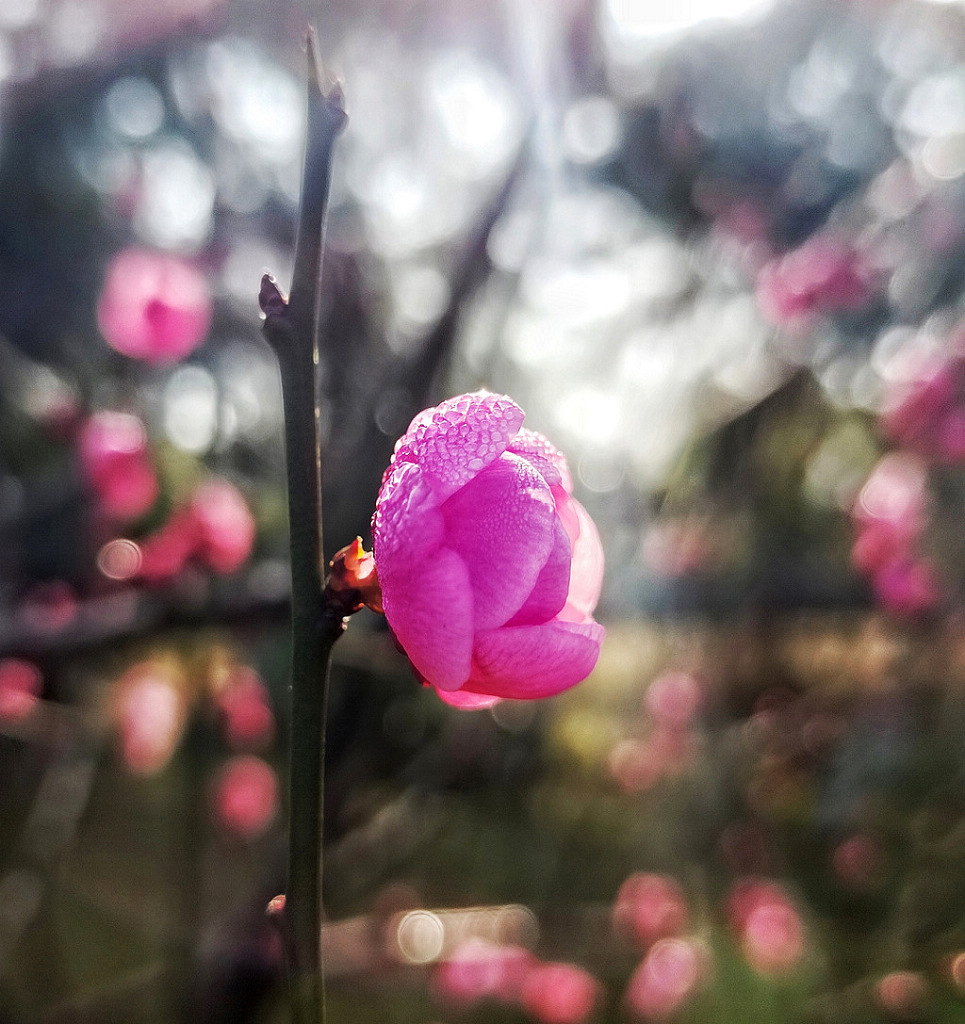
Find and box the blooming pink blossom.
[97,247,212,363]
[372,392,604,705]
[79,411,158,522]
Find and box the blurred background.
[8,0,965,1020]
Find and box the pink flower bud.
[520,962,600,1024]
[614,873,688,947]
[212,755,279,839]
[372,392,604,704]
[79,411,158,522]
[97,247,212,364]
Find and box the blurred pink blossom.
[97,247,212,363]
[0,659,42,723]
[832,833,882,890]
[875,971,928,1018]
[520,962,599,1024]
[190,479,257,574]
[645,671,703,730]
[79,411,158,521]
[17,581,79,634]
[625,938,705,1020]
[135,478,255,583]
[880,362,957,452]
[433,940,536,1005]
[727,880,804,975]
[137,509,200,583]
[757,235,873,329]
[216,666,275,751]
[116,661,187,775]
[614,873,689,948]
[212,755,279,839]
[872,557,940,617]
[373,392,604,705]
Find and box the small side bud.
[328,538,383,614]
[259,275,288,318]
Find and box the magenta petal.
[392,392,525,501]
[507,517,571,626]
[507,428,573,491]
[466,620,605,699]
[442,453,555,630]
[434,687,502,710]
[560,496,604,621]
[383,547,474,690]
[373,461,445,569]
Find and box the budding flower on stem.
[371,391,605,708]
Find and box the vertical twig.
[259,31,346,1024]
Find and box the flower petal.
[442,453,555,630]
[383,547,474,691]
[507,428,573,491]
[373,461,444,570]
[393,391,525,501]
[434,687,502,710]
[466,620,605,699]
[506,517,571,626]
[559,495,605,621]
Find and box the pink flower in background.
[433,940,536,1005]
[133,477,256,583]
[116,661,187,775]
[645,671,702,730]
[190,478,257,573]
[0,659,42,722]
[372,392,604,706]
[625,937,705,1020]
[97,247,212,363]
[79,411,158,521]
[727,879,805,975]
[520,962,600,1024]
[614,873,689,948]
[212,755,279,839]
[216,666,275,751]
[757,235,872,329]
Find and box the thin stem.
[260,31,346,1024]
